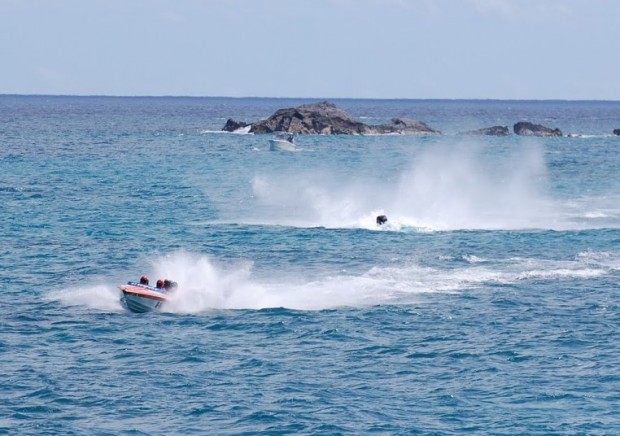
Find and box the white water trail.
[46,284,125,312]
[250,140,559,230]
[390,141,553,230]
[48,250,619,313]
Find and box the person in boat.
[376,215,388,226]
[164,279,178,292]
[140,276,149,285]
[156,279,165,289]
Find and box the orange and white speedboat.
[119,282,170,313]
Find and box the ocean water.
[2,95,620,434]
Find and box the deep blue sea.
[2,95,620,434]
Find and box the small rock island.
[513,121,563,137]
[223,101,440,135]
[463,126,510,136]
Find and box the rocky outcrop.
[222,101,440,135]
[613,129,620,136]
[247,101,366,134]
[513,121,562,137]
[223,119,249,132]
[463,126,510,136]
[375,118,439,134]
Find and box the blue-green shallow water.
[2,96,620,434]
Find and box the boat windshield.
[274,132,295,142]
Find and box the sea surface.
[2,95,620,435]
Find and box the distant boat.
[269,133,296,151]
[119,281,170,313]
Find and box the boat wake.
[244,142,620,231]
[47,250,620,313]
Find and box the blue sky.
[1,0,619,99]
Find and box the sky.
[1,0,619,99]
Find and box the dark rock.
[375,118,440,135]
[463,126,510,136]
[222,118,249,132]
[613,129,620,136]
[223,101,439,135]
[376,215,388,226]
[250,101,367,134]
[513,121,562,137]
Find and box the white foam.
[515,268,605,280]
[245,140,578,231]
[200,126,252,134]
[389,141,554,230]
[46,284,125,312]
[49,250,620,313]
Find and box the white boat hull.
[269,139,296,151]
[119,284,168,313]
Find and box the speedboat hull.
[269,139,296,151]
[119,283,168,313]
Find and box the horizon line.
[1,93,620,103]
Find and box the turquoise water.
[2,96,620,434]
